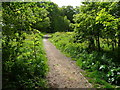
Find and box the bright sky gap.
[50,0,83,7]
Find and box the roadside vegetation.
[2,1,120,88]
[49,2,120,88]
[2,2,49,89]
[2,30,48,89]
[50,32,119,88]
[2,2,75,88]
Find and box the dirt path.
[43,35,92,88]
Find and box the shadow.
[43,35,51,39]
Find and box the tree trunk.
[96,33,100,51]
[112,41,114,51]
[107,38,110,47]
[114,39,117,47]
[89,36,95,50]
[118,34,120,48]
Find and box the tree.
[96,8,118,51]
[54,16,70,32]
[2,2,50,88]
[38,1,60,32]
[60,6,76,23]
[72,2,118,51]
[108,2,120,48]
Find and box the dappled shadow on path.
[43,35,51,39]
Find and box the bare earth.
[43,36,92,88]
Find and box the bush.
[50,32,120,87]
[2,32,48,89]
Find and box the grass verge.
[49,32,120,88]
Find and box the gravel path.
[43,36,92,88]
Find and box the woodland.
[2,1,120,88]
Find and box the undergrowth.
[2,31,48,89]
[50,32,120,88]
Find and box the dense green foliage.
[49,2,120,88]
[68,2,120,87]
[60,6,76,23]
[2,2,50,32]
[2,29,49,88]
[2,1,120,89]
[38,2,71,32]
[2,2,48,89]
[72,2,120,52]
[3,32,48,88]
[50,32,120,88]
[2,2,73,88]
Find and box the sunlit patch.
[43,39,47,42]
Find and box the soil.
[43,35,93,88]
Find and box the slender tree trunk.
[118,34,120,48]
[96,33,100,51]
[112,40,115,51]
[107,38,110,47]
[89,36,95,50]
[117,24,120,59]
[33,32,36,60]
[114,39,117,47]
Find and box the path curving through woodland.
[43,35,92,88]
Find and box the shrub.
[2,32,48,89]
[50,32,120,87]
